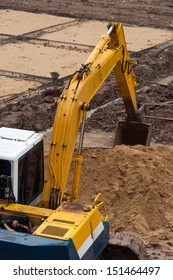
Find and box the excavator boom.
[0,23,151,260]
[42,23,151,209]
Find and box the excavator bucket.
[114,121,151,146]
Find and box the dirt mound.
[67,144,173,257]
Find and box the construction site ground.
[0,1,173,259]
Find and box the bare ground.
[1,0,173,29]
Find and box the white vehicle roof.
[0,127,43,161]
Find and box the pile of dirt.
[67,144,173,257]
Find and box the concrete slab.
[0,76,41,99]
[41,20,173,52]
[0,9,172,98]
[0,9,74,35]
[1,9,172,51]
[0,42,89,78]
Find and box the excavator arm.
[0,23,152,260]
[42,23,150,209]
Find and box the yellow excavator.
[0,23,151,259]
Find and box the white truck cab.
[0,127,44,205]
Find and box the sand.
[65,144,173,256]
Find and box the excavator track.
[98,232,147,260]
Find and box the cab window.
[18,141,44,204]
[0,160,11,176]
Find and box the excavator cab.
[114,121,152,146]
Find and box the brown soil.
[1,0,173,29]
[69,145,173,259]
[0,1,173,259]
